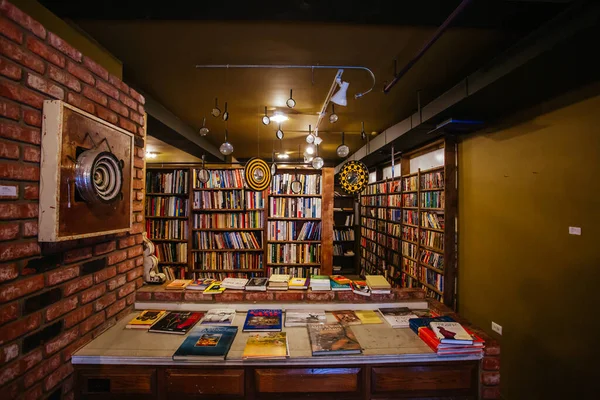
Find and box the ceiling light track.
[194,64,376,100]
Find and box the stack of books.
[245,277,268,291]
[186,279,215,291]
[221,277,248,290]
[409,316,485,356]
[267,274,290,291]
[330,275,352,291]
[309,275,331,291]
[351,280,371,296]
[365,275,392,294]
[288,277,308,290]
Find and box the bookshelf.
[358,138,457,306]
[332,180,357,276]
[144,169,190,278]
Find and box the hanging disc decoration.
[339,160,369,195]
[244,157,272,191]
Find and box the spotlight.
[276,153,290,160]
[312,156,324,170]
[329,103,338,123]
[145,151,157,159]
[314,136,323,145]
[331,80,349,106]
[306,144,316,155]
[271,112,288,123]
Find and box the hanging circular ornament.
[339,160,369,194]
[276,124,284,140]
[197,154,209,185]
[244,157,272,191]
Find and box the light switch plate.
[569,226,581,235]
[492,321,502,335]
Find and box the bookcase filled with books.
[332,181,357,275]
[145,168,190,278]
[191,168,267,281]
[267,168,334,277]
[358,138,457,307]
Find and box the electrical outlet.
[491,321,502,335]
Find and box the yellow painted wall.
[11,0,122,78]
[458,85,600,399]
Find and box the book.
[284,310,326,327]
[221,277,248,290]
[203,281,225,294]
[288,277,308,290]
[267,274,290,291]
[125,310,167,330]
[309,275,331,291]
[351,281,371,296]
[330,280,351,291]
[243,309,283,332]
[365,275,391,290]
[166,279,192,290]
[200,309,236,325]
[242,332,288,359]
[378,307,417,328]
[418,326,484,356]
[307,323,362,356]
[354,310,383,324]
[186,279,215,291]
[332,310,361,325]
[430,321,474,345]
[172,326,238,361]
[330,275,352,285]
[148,311,203,334]
[245,277,268,291]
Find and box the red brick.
[132,201,143,212]
[62,374,75,393]
[0,203,38,219]
[118,301,133,316]
[135,168,144,180]
[63,246,93,263]
[20,347,43,371]
[135,256,144,267]
[1,274,45,304]
[481,371,500,386]
[129,110,144,126]
[94,265,116,283]
[0,160,39,180]
[66,60,94,85]
[107,274,126,291]
[62,275,93,296]
[116,281,135,298]
[0,240,39,261]
[82,56,109,81]
[80,311,105,334]
[66,91,95,114]
[484,344,500,356]
[23,108,41,127]
[138,104,145,115]
[118,236,135,249]
[127,244,143,258]
[125,266,142,282]
[0,262,18,282]
[483,356,500,371]
[371,293,395,302]
[26,72,64,100]
[119,117,137,133]
[23,145,40,162]
[0,121,40,144]
[306,291,335,301]
[95,104,118,124]
[0,312,41,345]
[153,291,183,301]
[119,91,137,109]
[0,1,46,38]
[134,213,143,223]
[44,326,79,355]
[134,157,144,169]
[107,249,127,265]
[94,240,116,255]
[134,276,144,289]
[105,298,125,318]
[80,284,106,304]
[63,303,93,328]
[0,78,44,108]
[45,296,78,321]
[0,301,18,324]
[129,87,145,104]
[94,291,116,311]
[274,291,305,301]
[22,220,37,237]
[44,361,73,391]
[82,84,107,106]
[0,98,19,119]
[0,357,20,385]
[244,291,274,301]
[109,75,129,93]
[135,190,143,201]
[137,125,145,137]
[25,36,65,67]
[136,291,152,301]
[0,16,22,43]
[0,221,18,239]
[48,64,81,92]
[0,56,21,80]
[481,385,501,399]
[47,32,81,61]
[46,265,79,286]
[107,98,128,117]
[0,139,18,159]
[116,258,135,274]
[96,79,119,100]
[0,342,18,364]
[23,353,59,387]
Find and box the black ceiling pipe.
[383,0,473,94]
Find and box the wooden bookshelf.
[358,138,457,307]
[331,181,358,276]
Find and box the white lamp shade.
[330,81,349,106]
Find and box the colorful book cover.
[354,310,383,324]
[203,281,225,294]
[243,309,283,332]
[307,323,362,356]
[166,279,192,290]
[330,275,352,285]
[330,280,352,291]
[365,275,391,289]
[148,311,203,334]
[245,277,268,291]
[173,326,238,361]
[408,315,455,335]
[125,310,167,330]
[332,310,361,325]
[378,307,417,328]
[242,332,288,359]
[200,309,236,325]
[288,277,307,289]
[430,321,473,344]
[186,279,215,291]
[352,281,371,296]
[284,310,326,327]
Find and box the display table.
[72,297,500,399]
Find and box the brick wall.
[0,1,146,399]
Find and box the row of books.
[191,271,262,280]
[193,231,262,250]
[360,195,386,207]
[403,175,418,191]
[270,173,321,195]
[363,182,387,195]
[193,168,245,189]
[269,197,322,218]
[155,243,187,263]
[146,170,189,194]
[421,230,444,250]
[267,221,321,241]
[192,211,264,229]
[421,268,444,292]
[161,265,185,280]
[193,252,262,270]
[145,197,188,217]
[343,214,355,226]
[421,171,444,189]
[422,211,445,230]
[334,229,354,241]
[388,194,401,207]
[146,220,188,240]
[267,243,321,264]
[402,193,418,207]
[421,191,444,208]
[267,266,320,277]
[193,191,243,209]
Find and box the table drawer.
[255,368,361,393]
[79,367,156,398]
[372,363,477,396]
[166,368,245,396]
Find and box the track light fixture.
[330,79,349,106]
